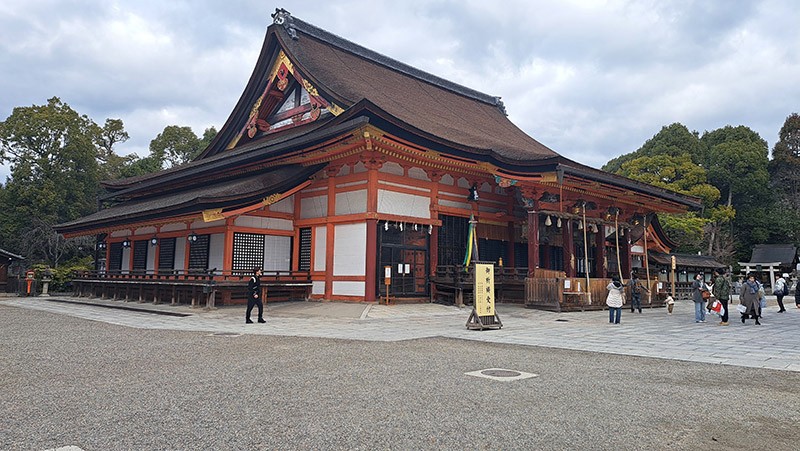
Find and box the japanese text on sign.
[474,263,495,316]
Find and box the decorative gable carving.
[227,49,344,149]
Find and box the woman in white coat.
[607,275,625,324]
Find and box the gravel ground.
[1,305,798,451]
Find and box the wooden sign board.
[467,262,502,330]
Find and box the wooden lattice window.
[233,232,265,272]
[437,215,469,267]
[108,242,123,272]
[132,240,148,271]
[188,234,210,270]
[298,227,312,271]
[158,238,176,270]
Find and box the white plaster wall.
[408,167,430,181]
[161,223,186,233]
[134,226,157,235]
[300,195,328,219]
[235,216,293,230]
[379,161,404,176]
[439,199,473,211]
[312,281,325,295]
[314,226,327,272]
[191,219,225,230]
[269,195,294,214]
[333,281,365,297]
[377,190,430,218]
[335,189,367,215]
[333,223,366,276]
[208,233,224,272]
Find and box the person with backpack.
[712,268,732,326]
[774,273,789,313]
[628,273,648,313]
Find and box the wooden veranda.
[431,265,666,312]
[71,270,312,309]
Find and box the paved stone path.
[4,295,799,372]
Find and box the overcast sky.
[1,1,798,182]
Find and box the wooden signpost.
[466,262,502,330]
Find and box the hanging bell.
[556,217,562,228]
[384,222,389,231]
[577,221,583,230]
[545,215,552,226]
[428,224,433,235]
[414,224,418,231]
[399,223,404,231]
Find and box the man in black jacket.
[246,267,265,324]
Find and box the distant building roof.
[649,250,724,269]
[0,248,24,260]
[748,244,798,266]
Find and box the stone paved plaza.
[3,295,799,450]
[4,295,800,372]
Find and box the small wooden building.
[0,247,24,293]
[56,9,700,309]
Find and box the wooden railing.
[70,269,312,308]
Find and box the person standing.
[712,268,732,326]
[628,274,648,313]
[246,267,266,324]
[606,275,624,325]
[774,273,789,313]
[691,273,708,323]
[739,273,761,325]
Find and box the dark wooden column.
[563,220,576,277]
[527,209,540,275]
[594,225,605,278]
[620,232,632,278]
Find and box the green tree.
[615,154,719,253]
[0,97,123,265]
[770,113,800,208]
[603,123,704,173]
[149,125,215,168]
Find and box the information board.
[474,263,495,317]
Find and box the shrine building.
[56,9,701,309]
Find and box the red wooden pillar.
[427,170,442,277]
[594,225,605,278]
[526,209,539,274]
[563,220,576,277]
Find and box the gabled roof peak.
[270,7,506,113]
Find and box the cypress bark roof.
[57,164,323,234]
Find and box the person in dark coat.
[712,268,732,326]
[628,274,648,313]
[246,267,265,324]
[739,273,761,325]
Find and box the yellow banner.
[474,263,495,317]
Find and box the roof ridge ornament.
[271,8,298,40]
